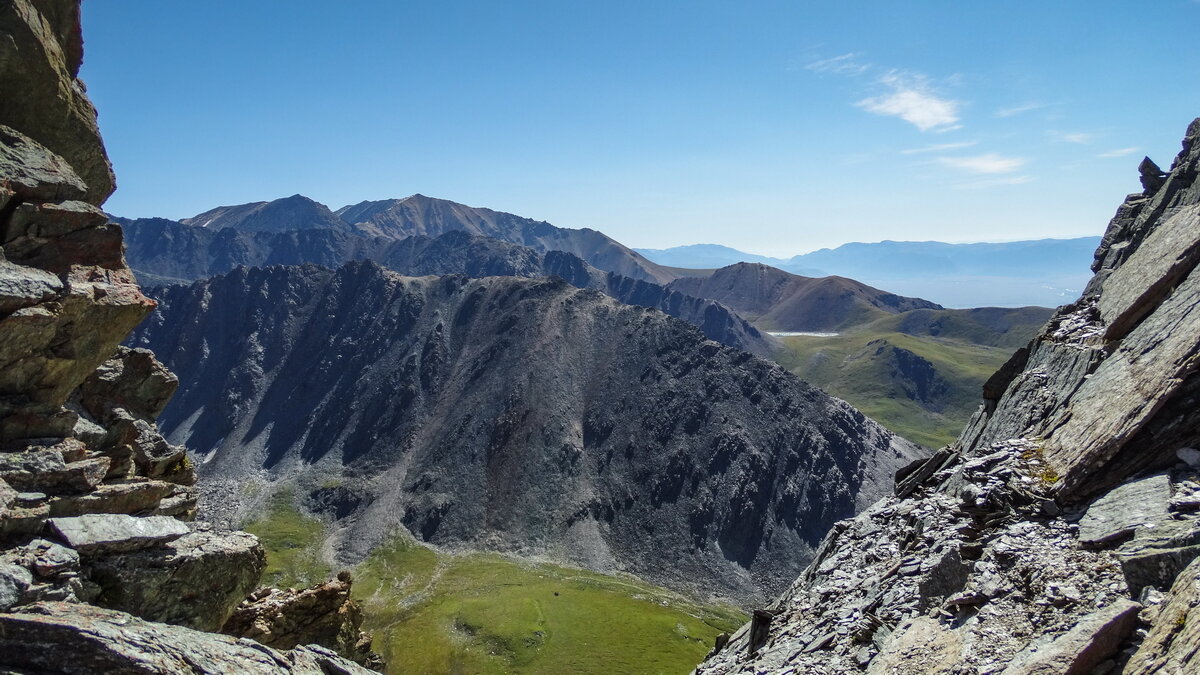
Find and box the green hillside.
[770,306,1051,448]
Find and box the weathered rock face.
[696,118,1200,674]
[130,261,921,604]
[0,2,379,672]
[0,0,113,204]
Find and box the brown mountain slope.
[667,262,942,332]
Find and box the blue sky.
[82,1,1200,256]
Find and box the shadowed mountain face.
[119,219,774,356]
[127,261,921,603]
[667,262,942,332]
[336,194,678,283]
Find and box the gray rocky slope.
[0,1,376,671]
[119,218,776,356]
[696,119,1200,673]
[128,261,922,604]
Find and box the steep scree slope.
[696,119,1200,674]
[129,261,921,604]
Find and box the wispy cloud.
[1048,131,1094,144]
[856,72,962,132]
[1098,147,1140,158]
[954,175,1034,190]
[936,153,1027,174]
[995,102,1043,118]
[900,141,978,155]
[805,53,869,76]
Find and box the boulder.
[222,572,380,667]
[47,514,188,554]
[0,601,378,674]
[85,525,265,632]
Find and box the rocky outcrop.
[130,261,921,604]
[0,2,378,672]
[223,572,380,668]
[0,0,113,203]
[695,119,1200,674]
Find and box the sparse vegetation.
[242,489,332,588]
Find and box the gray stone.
[0,563,31,611]
[0,601,377,674]
[48,514,189,554]
[1078,474,1171,546]
[87,526,265,632]
[1000,599,1142,675]
[1178,447,1200,468]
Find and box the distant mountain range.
[637,237,1101,308]
[115,193,1067,449]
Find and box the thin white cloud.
[995,102,1043,118]
[936,153,1027,174]
[954,175,1034,190]
[900,141,978,155]
[1098,147,1141,158]
[1050,131,1094,144]
[856,72,962,132]
[805,53,869,76]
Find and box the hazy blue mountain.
[638,237,1101,308]
[634,244,787,269]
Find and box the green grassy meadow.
[245,497,746,675]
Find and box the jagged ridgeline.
[118,216,777,357]
[129,262,921,604]
[0,1,378,671]
[697,119,1200,674]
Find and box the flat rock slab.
[48,514,188,555]
[1078,474,1172,546]
[0,601,376,674]
[1001,599,1142,675]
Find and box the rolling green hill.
[771,306,1052,448]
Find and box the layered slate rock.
[695,119,1200,674]
[131,261,921,604]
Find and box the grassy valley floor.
[244,493,746,675]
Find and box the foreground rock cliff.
[697,118,1200,674]
[129,262,921,604]
[0,2,376,671]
